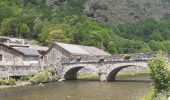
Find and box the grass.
[77,72,150,80]
[117,72,150,78]
[77,74,98,80]
[0,81,31,90]
[140,88,170,100]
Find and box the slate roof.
[0,43,24,55]
[79,45,111,56]
[56,43,111,56]
[13,47,40,56]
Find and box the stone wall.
[0,65,41,77]
[23,56,39,61]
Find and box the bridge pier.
[98,72,107,82]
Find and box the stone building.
[42,42,111,66]
[0,36,48,56]
[0,43,40,66]
[0,36,29,47]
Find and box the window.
[0,54,3,61]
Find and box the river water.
[0,75,151,100]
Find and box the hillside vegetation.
[1,0,170,54]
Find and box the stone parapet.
[60,53,156,64]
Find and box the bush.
[0,77,16,85]
[29,71,48,84]
[21,74,33,81]
[148,51,170,95]
[23,66,57,84]
[45,66,55,73]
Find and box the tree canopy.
[0,0,170,54]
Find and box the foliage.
[141,88,169,100]
[45,66,55,73]
[29,66,57,84]
[29,71,48,84]
[141,87,155,100]
[91,3,108,11]
[20,74,34,81]
[0,77,16,85]
[148,51,170,95]
[1,1,170,54]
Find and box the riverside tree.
[148,51,170,95]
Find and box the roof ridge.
[55,42,94,47]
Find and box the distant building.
[0,36,26,44]
[0,43,40,66]
[0,36,48,56]
[42,42,111,66]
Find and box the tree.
[122,40,151,53]
[20,23,30,38]
[48,30,70,44]
[0,18,20,36]
[148,40,165,51]
[162,41,170,54]
[149,30,163,41]
[107,41,117,54]
[148,51,170,94]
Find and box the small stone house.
[0,43,40,66]
[42,42,111,66]
[0,36,25,44]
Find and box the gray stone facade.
[0,65,40,77]
[42,44,69,66]
[0,45,23,65]
[0,44,40,66]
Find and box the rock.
[58,78,65,81]
[38,83,44,87]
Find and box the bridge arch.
[106,62,148,81]
[64,66,84,80]
[62,64,98,80]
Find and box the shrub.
[45,66,55,73]
[148,51,170,95]
[21,74,33,81]
[29,71,48,84]
[0,77,16,85]
[27,66,57,84]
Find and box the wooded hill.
[1,0,170,54]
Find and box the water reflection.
[0,75,151,100]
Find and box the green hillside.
[1,0,170,54]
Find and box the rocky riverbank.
[0,67,59,90]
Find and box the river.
[0,74,151,100]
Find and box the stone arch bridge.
[54,53,156,82]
